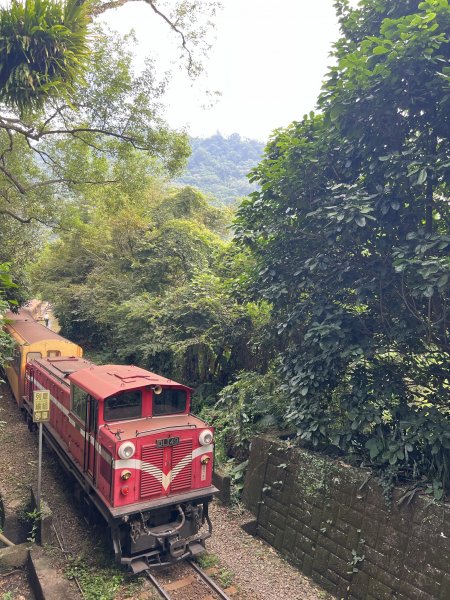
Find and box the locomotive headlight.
[199,429,213,446]
[118,441,135,460]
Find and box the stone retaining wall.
[242,436,450,600]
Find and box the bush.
[201,368,284,463]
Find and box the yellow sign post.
[33,390,50,423]
[33,390,50,512]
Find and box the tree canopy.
[235,0,450,496]
[33,184,271,391]
[0,0,219,231]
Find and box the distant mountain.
[177,133,265,206]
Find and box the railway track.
[145,559,236,600]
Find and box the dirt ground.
[0,381,329,600]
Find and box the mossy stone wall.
[243,436,450,600]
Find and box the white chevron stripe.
[116,444,213,490]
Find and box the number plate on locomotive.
[156,436,180,448]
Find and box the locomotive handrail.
[135,424,197,437]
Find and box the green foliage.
[24,507,41,543]
[65,556,131,600]
[0,0,90,112]
[0,26,190,233]
[235,0,450,496]
[177,133,264,206]
[194,553,234,588]
[195,552,219,569]
[347,549,365,575]
[0,263,17,367]
[216,567,234,589]
[200,368,283,463]
[32,185,271,392]
[0,26,191,311]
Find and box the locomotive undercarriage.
[112,499,213,573]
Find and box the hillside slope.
[177,133,265,206]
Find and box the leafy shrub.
[201,368,284,463]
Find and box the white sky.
[100,1,345,142]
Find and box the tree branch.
[0,208,70,230]
[144,1,194,73]
[0,164,27,194]
[91,0,196,74]
[0,208,32,223]
[28,177,119,190]
[0,128,14,162]
[0,119,148,150]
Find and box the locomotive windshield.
[104,390,142,422]
[153,389,187,416]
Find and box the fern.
[0,0,91,112]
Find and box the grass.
[217,567,234,588]
[195,552,219,569]
[195,552,235,590]
[65,556,143,600]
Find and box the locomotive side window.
[153,389,187,416]
[72,384,89,421]
[12,347,21,374]
[104,391,142,422]
[26,352,42,362]
[47,350,61,358]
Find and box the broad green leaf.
[372,46,389,55]
[417,169,428,185]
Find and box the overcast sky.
[101,1,345,142]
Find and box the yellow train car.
[4,309,83,406]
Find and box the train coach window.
[72,385,89,421]
[104,391,142,422]
[153,389,186,416]
[26,352,42,363]
[12,347,21,374]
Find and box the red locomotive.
[5,311,217,572]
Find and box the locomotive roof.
[34,357,94,382]
[68,364,192,400]
[6,308,34,320]
[5,310,72,345]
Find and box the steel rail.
[145,559,233,600]
[188,559,233,600]
[144,570,173,600]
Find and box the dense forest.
[177,134,265,206]
[1,0,450,501]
